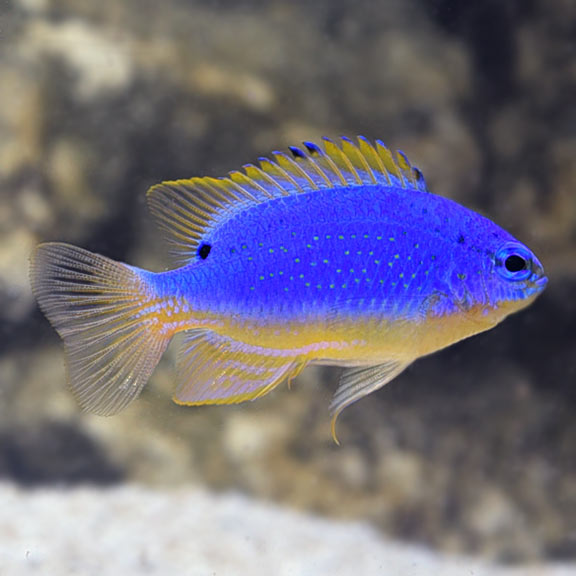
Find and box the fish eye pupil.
[505,254,526,273]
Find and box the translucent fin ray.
[330,360,412,443]
[174,330,306,405]
[30,243,169,415]
[146,137,428,265]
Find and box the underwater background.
[1,0,575,573]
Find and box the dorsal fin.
[146,136,429,264]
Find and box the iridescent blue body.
[30,137,547,441]
[154,184,536,323]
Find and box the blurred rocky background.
[1,0,575,568]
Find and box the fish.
[30,136,548,442]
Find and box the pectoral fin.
[330,360,412,443]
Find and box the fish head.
[415,232,547,361]
[447,226,548,328]
[482,238,547,316]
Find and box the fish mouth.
[519,274,548,301]
[533,275,548,293]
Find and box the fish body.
[30,137,547,440]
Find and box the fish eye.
[496,244,533,281]
[505,254,527,273]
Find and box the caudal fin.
[30,243,170,415]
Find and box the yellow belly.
[159,295,532,366]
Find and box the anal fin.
[174,330,305,405]
[330,360,412,443]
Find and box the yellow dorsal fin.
[146,137,428,264]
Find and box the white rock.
[0,483,572,576]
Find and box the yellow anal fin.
[173,330,305,405]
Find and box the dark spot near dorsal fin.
[413,168,425,184]
[289,146,306,159]
[457,233,466,244]
[198,243,211,260]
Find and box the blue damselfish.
[30,136,547,441]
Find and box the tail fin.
[30,243,170,415]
